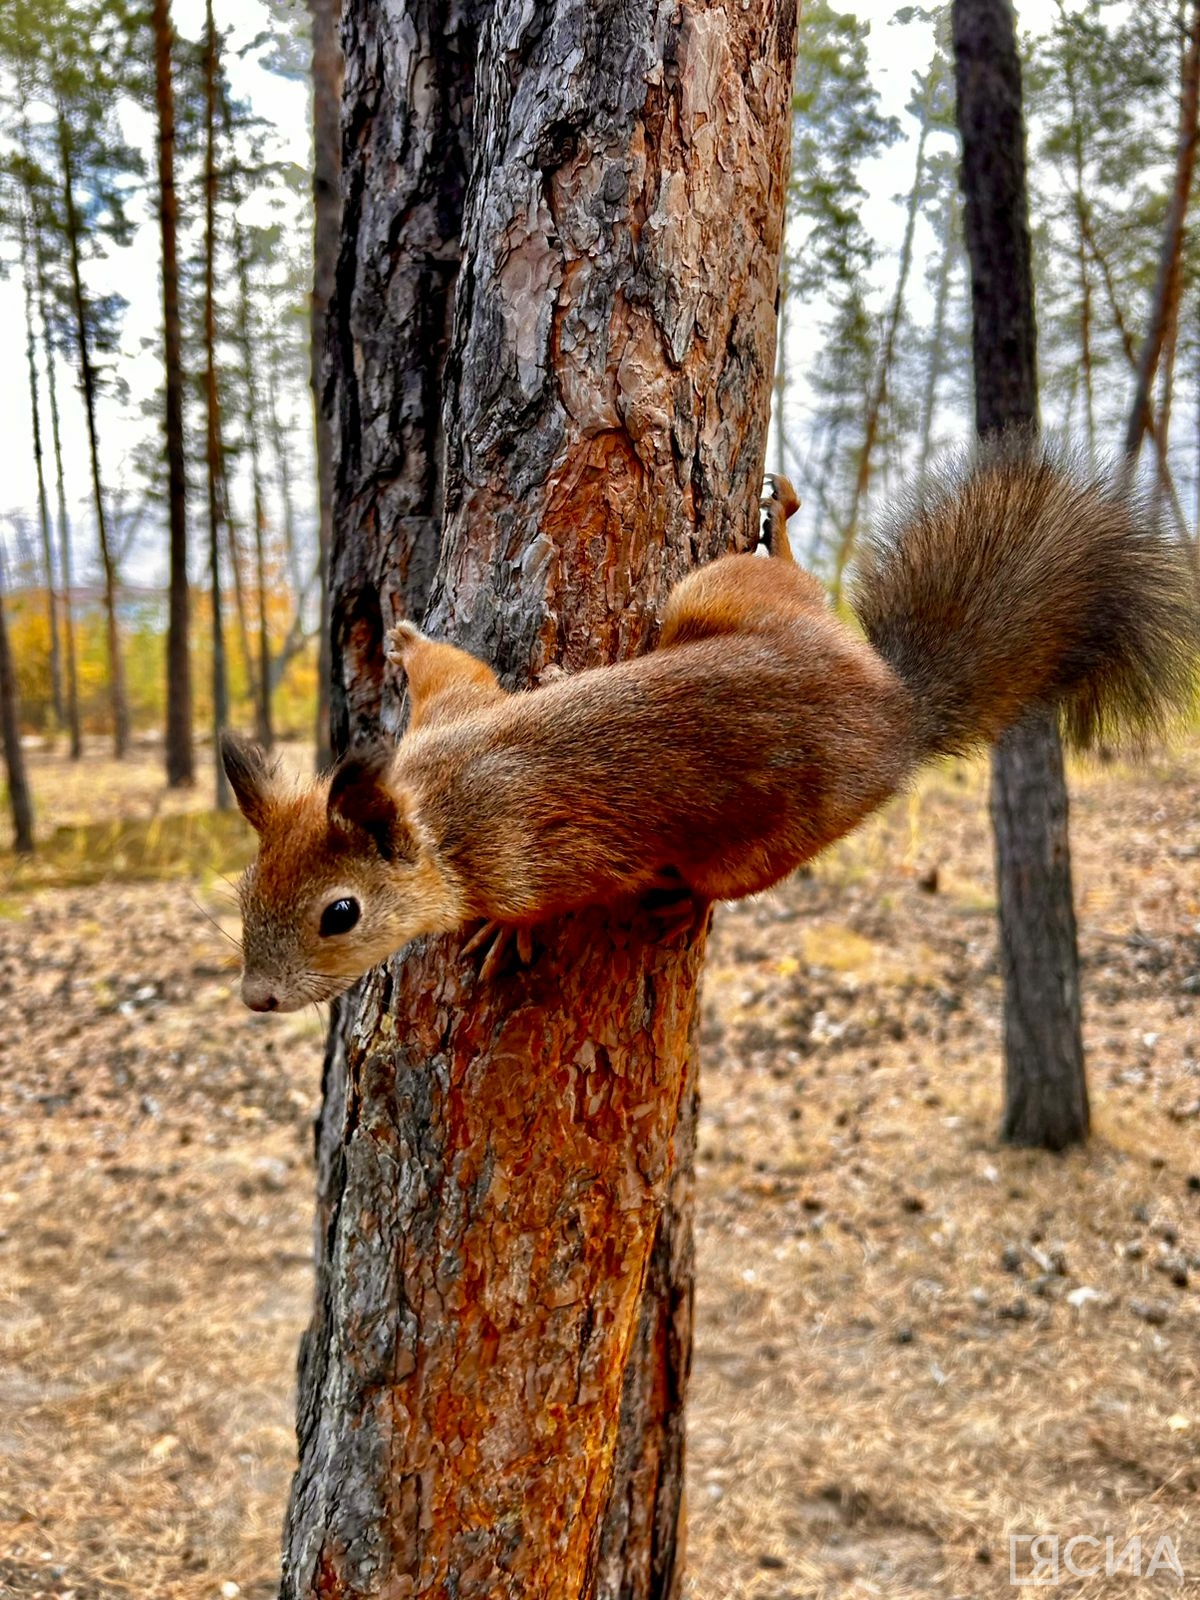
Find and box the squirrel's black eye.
[319,897,361,937]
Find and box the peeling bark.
[284,1,797,1594]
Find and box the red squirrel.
[223,445,1198,1012]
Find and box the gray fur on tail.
[849,435,1200,759]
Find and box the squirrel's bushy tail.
[850,436,1200,759]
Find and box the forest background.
[2,0,1191,763]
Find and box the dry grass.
[0,740,1197,1596]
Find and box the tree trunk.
[56,106,130,760]
[309,0,341,770]
[953,0,1089,1149]
[203,0,230,810]
[916,208,954,475]
[282,3,797,1596]
[0,561,34,855]
[1055,0,1096,457]
[265,327,304,608]
[1123,0,1200,466]
[155,0,194,787]
[40,288,81,761]
[835,55,941,591]
[19,209,63,731]
[232,213,273,749]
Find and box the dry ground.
[0,738,1197,1598]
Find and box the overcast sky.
[0,0,1060,586]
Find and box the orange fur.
[225,453,1199,1012]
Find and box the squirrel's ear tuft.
[221,733,279,832]
[327,741,415,862]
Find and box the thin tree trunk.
[155,0,194,787]
[0,561,34,855]
[917,211,954,476]
[56,106,130,759]
[232,214,273,748]
[265,328,304,604]
[203,0,229,809]
[282,4,797,1597]
[835,58,940,590]
[18,209,63,730]
[1083,220,1191,533]
[1123,0,1200,466]
[1055,0,1096,457]
[309,0,341,770]
[774,287,788,479]
[40,286,81,760]
[954,0,1088,1149]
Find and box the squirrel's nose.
[242,976,280,1012]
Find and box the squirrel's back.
[850,438,1200,759]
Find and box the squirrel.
[222,440,1198,1013]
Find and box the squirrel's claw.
[462,919,535,981]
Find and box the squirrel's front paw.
[462,919,535,982]
[385,619,426,667]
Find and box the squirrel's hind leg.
[387,622,508,733]
[760,475,800,563]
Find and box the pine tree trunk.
[836,106,933,590]
[281,2,797,1594]
[309,0,341,770]
[1123,0,1200,467]
[40,300,81,760]
[57,107,130,760]
[916,211,954,475]
[19,213,63,731]
[265,335,304,609]
[1055,0,1096,456]
[203,0,230,810]
[0,564,34,855]
[953,0,1088,1150]
[155,0,194,787]
[232,214,273,749]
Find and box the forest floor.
[0,736,1197,1599]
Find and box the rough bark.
[1123,0,1200,466]
[992,712,1088,1148]
[0,565,34,855]
[953,0,1089,1149]
[155,0,194,787]
[309,0,341,770]
[324,0,478,755]
[56,106,130,760]
[203,0,230,811]
[283,1,797,1595]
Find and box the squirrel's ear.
[221,733,279,832]
[327,741,415,862]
